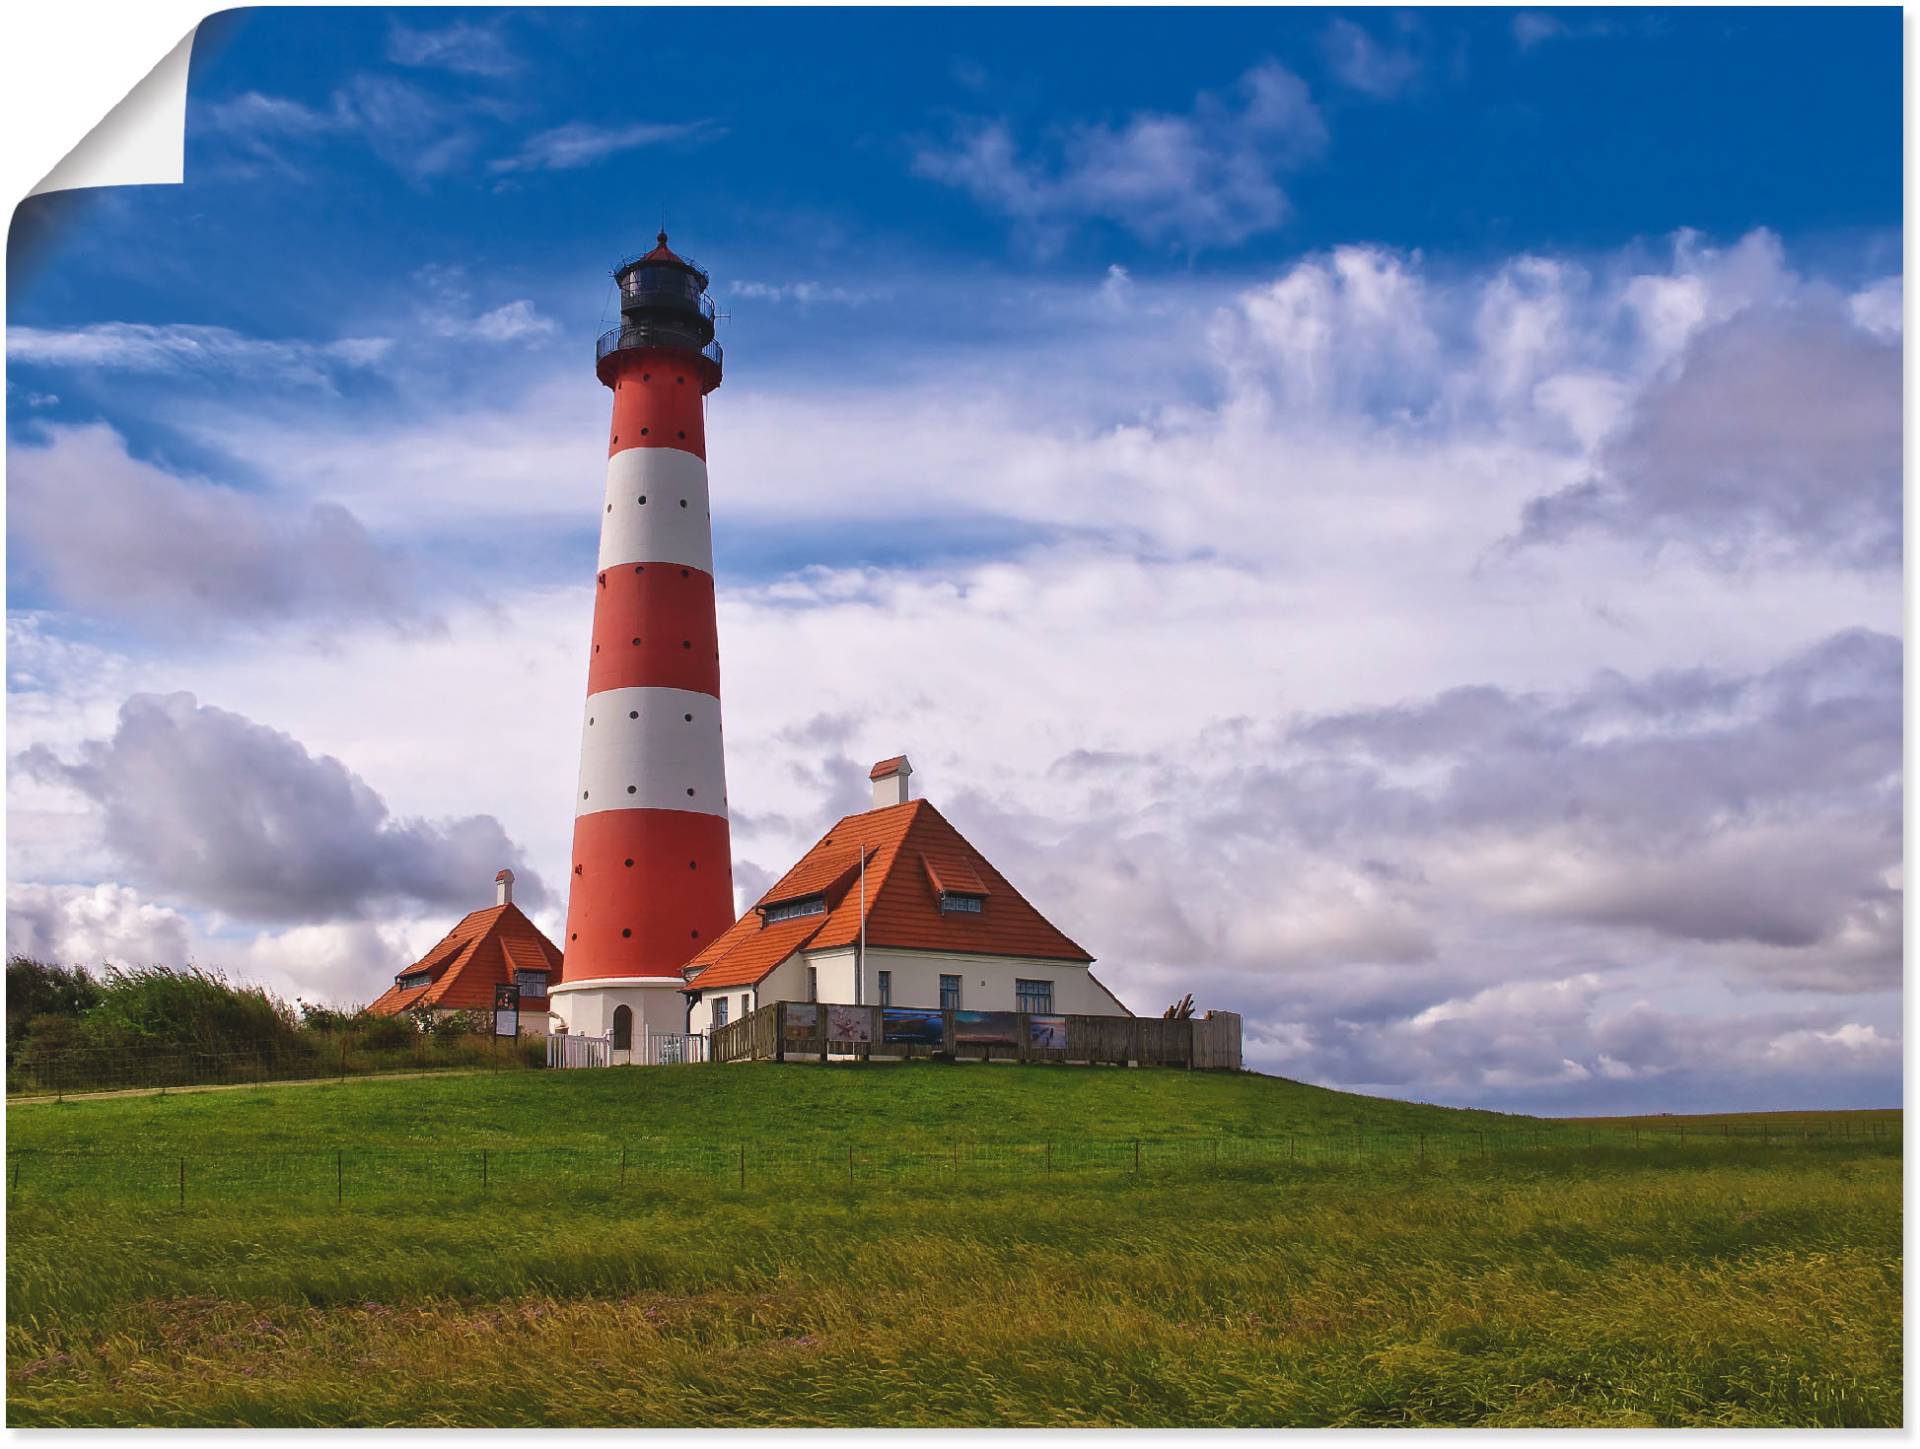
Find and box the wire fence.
[6,1033,549,1099]
[5,1119,1897,1207]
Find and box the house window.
[764,896,827,924]
[878,970,892,1007]
[940,974,962,1010]
[1016,979,1054,1014]
[939,892,984,914]
[807,966,818,1002]
[397,972,431,992]
[713,997,728,1028]
[740,993,750,1020]
[612,1004,632,1050]
[515,970,549,997]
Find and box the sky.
[4,6,1903,1114]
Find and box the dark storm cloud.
[20,692,545,924]
[1516,300,1901,569]
[8,424,422,632]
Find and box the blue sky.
[5,7,1903,1114]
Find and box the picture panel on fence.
[826,1005,871,1043]
[953,1011,1019,1047]
[1028,1015,1067,1050]
[783,1003,820,1041]
[881,1009,943,1046]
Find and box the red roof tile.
[682,799,1090,993]
[367,903,562,1017]
[869,755,909,780]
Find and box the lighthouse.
[548,234,735,1050]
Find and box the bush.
[81,965,300,1059]
[6,958,102,1056]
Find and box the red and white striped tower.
[548,234,734,1048]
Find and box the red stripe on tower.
[552,234,735,1044]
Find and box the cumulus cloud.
[489,120,722,174]
[6,881,192,967]
[19,692,546,925]
[913,62,1327,250]
[1515,299,1901,569]
[6,423,418,631]
[411,265,559,342]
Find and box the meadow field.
[6,1064,1901,1427]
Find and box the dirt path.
[7,1067,509,1106]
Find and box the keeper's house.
[367,869,560,1033]
[684,756,1127,1032]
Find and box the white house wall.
[832,948,1128,1016]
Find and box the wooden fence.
[711,1002,1242,1071]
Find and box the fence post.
[11,1155,19,1194]
[738,1142,746,1190]
[1046,1140,1053,1174]
[336,1150,343,1206]
[1133,1138,1141,1176]
[178,1157,185,1210]
[620,1147,627,1190]
[482,1148,489,1191]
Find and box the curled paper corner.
[29,27,198,198]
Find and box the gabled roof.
[367,903,563,1016]
[683,799,1091,993]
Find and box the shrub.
[6,958,102,1056]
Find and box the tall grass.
[5,1067,1901,1427]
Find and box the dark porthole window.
[686,787,696,797]
[640,427,650,436]
[638,495,648,505]
[624,858,634,867]
[627,785,637,794]
[629,710,638,719]
[684,712,693,721]
[622,928,632,938]
[679,499,688,509]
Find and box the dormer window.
[763,895,827,924]
[515,970,549,996]
[397,971,432,992]
[939,892,984,914]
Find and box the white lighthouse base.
[547,978,693,1064]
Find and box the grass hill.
[6,1063,1901,1428]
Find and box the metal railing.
[595,324,723,377]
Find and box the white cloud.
[7,423,418,630]
[6,881,192,968]
[386,19,521,78]
[914,62,1327,250]
[6,323,390,386]
[489,120,721,175]
[1323,17,1423,98]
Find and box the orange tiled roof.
[683,799,1090,993]
[367,903,562,1016]
[869,755,909,780]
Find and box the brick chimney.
[870,755,912,808]
[495,868,515,907]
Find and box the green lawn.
[6,1064,1901,1427]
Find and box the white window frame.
[1016,978,1054,1014]
[713,997,729,1028]
[939,974,962,1010]
[877,969,892,1007]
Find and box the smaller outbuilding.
[367,869,560,1033]
[683,755,1127,1033]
